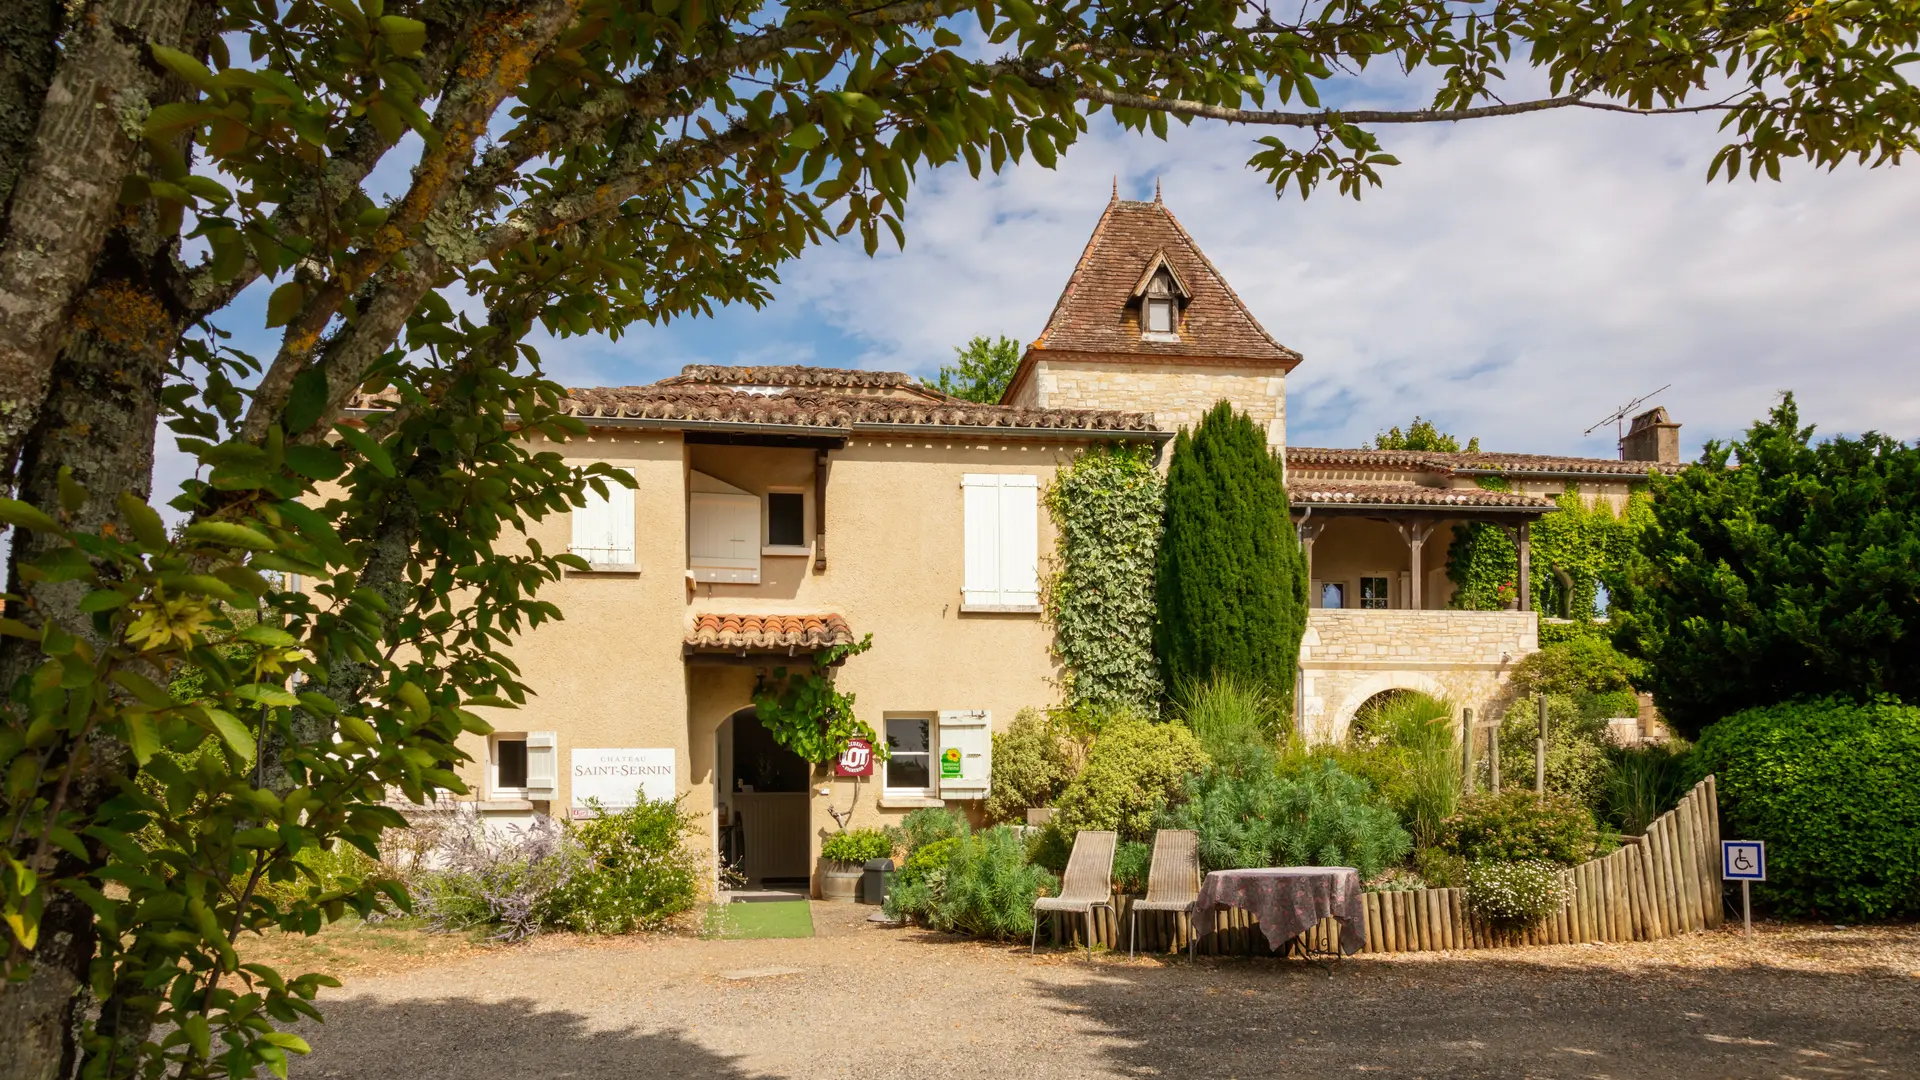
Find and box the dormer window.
[1144,272,1177,334]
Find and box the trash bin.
[860,858,894,905]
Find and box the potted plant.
[820,828,892,902]
[1496,580,1520,610]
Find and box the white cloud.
[670,105,1920,459]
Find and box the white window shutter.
[571,469,635,565]
[998,476,1039,608]
[688,492,761,582]
[937,710,991,798]
[962,475,1002,606]
[525,731,557,799]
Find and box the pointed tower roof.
[1023,195,1300,367]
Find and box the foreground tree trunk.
[0,221,183,1080]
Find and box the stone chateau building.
[444,191,1681,892]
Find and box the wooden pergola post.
[1396,518,1438,611]
[1297,516,1325,585]
[1516,520,1532,612]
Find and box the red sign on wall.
[835,737,874,777]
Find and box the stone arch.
[1326,670,1451,744]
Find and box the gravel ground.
[292,906,1920,1079]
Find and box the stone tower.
[1001,190,1301,447]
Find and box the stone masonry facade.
[1007,358,1287,446]
[1298,609,1539,743]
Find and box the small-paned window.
[885,717,933,793]
[1360,576,1390,609]
[767,491,806,547]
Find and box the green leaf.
[283,444,345,480]
[203,707,257,759]
[786,124,823,151]
[112,669,176,708]
[183,521,277,551]
[236,683,300,707]
[284,365,330,434]
[115,492,168,547]
[933,27,963,47]
[150,44,219,95]
[208,227,247,281]
[125,713,160,765]
[0,498,59,533]
[234,827,282,848]
[236,625,299,648]
[333,424,395,477]
[265,281,305,328]
[376,15,427,58]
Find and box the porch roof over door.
[683,612,855,661]
[1286,479,1556,517]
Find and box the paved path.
[294,906,1920,1078]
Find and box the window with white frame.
[884,715,934,795]
[570,467,636,566]
[490,733,529,798]
[961,474,1039,611]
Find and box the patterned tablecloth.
[1194,867,1367,955]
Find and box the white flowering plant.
[1466,859,1572,927]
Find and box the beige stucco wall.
[1306,516,1461,611]
[1009,356,1286,446]
[458,428,1097,893]
[1297,609,1538,743]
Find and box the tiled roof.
[1028,196,1301,366]
[685,613,854,653]
[565,385,1162,435]
[1285,446,1685,477]
[657,365,949,399]
[1288,479,1558,510]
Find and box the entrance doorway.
[715,706,811,890]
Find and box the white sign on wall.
[569,748,675,819]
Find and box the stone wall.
[1297,609,1539,743]
[1012,356,1287,445]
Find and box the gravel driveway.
[293,905,1920,1079]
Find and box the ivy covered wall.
[1043,444,1165,711]
[1446,478,1650,624]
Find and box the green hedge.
[1692,697,1920,919]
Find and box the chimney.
[1621,406,1681,463]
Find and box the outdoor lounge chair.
[1128,829,1200,959]
[1031,829,1117,958]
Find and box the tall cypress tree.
[1154,401,1309,702]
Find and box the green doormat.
[703,900,815,940]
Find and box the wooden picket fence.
[1044,776,1724,956]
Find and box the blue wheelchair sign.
[1722,841,1765,881]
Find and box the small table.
[1194,867,1367,959]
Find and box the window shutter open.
[571,469,636,565]
[962,474,1001,606]
[963,474,1037,609]
[937,710,991,798]
[997,476,1039,608]
[688,472,761,583]
[525,731,557,799]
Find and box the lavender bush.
[415,813,576,942]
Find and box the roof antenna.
[1154,177,1162,203]
[1584,384,1671,459]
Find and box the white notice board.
[570,748,675,818]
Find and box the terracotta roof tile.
[1287,479,1558,510]
[685,613,854,653]
[1285,446,1685,478]
[657,365,950,400]
[566,384,1162,435]
[1029,197,1300,365]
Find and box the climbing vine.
[1043,444,1165,712]
[1446,478,1651,624]
[752,636,887,765]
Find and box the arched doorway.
[715,706,811,891]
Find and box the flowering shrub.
[415,813,574,942]
[821,828,893,866]
[414,798,700,939]
[540,798,702,934]
[1467,859,1572,927]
